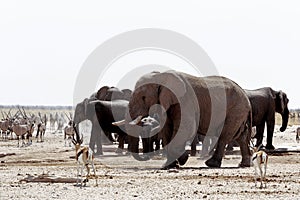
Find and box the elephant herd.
[74,70,289,169]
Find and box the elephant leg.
[190,136,198,156]
[161,128,181,168]
[205,139,226,168]
[226,142,234,151]
[255,124,265,147]
[236,133,251,167]
[266,118,275,150]
[118,134,126,150]
[89,128,96,151]
[154,137,160,151]
[142,138,149,153]
[90,125,103,155]
[150,139,155,152]
[163,117,195,168]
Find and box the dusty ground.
[0,125,299,200]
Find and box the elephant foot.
[178,151,189,166]
[95,151,103,156]
[115,148,123,154]
[238,161,251,168]
[238,156,251,167]
[265,144,275,150]
[205,157,221,168]
[161,161,179,170]
[190,150,196,156]
[226,145,234,152]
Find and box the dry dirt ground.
[0,125,299,200]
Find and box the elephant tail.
[246,109,253,140]
[232,110,252,143]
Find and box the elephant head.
[126,71,191,162]
[73,98,95,124]
[128,71,185,120]
[275,90,289,132]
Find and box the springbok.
[296,127,300,143]
[252,144,268,188]
[72,124,97,187]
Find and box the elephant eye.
[142,96,146,102]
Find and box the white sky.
[0,1,299,108]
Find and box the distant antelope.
[36,113,47,142]
[49,113,56,132]
[72,124,97,187]
[252,145,268,188]
[296,127,300,143]
[64,113,75,147]
[12,119,34,147]
[0,118,12,140]
[56,114,65,133]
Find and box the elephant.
[98,87,132,145]
[226,87,289,151]
[74,98,103,154]
[74,97,130,154]
[125,70,252,169]
[87,99,130,152]
[76,86,132,153]
[245,87,289,150]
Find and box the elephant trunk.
[128,135,151,161]
[280,108,289,132]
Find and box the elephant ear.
[155,71,186,110]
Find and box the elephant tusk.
[129,115,143,125]
[112,119,125,126]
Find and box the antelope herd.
[0,107,71,146]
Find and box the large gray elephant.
[125,70,252,169]
[246,87,289,150]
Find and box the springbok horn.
[112,119,126,126]
[129,115,143,125]
[257,143,263,150]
